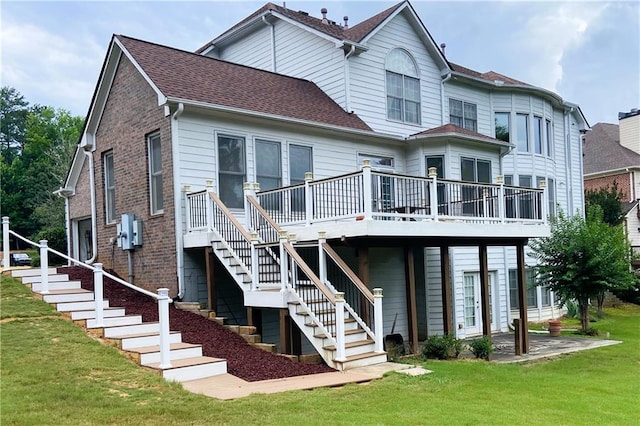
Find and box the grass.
[1,275,639,425]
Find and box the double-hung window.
[546,119,553,158]
[460,157,491,215]
[217,134,246,209]
[256,139,282,212]
[519,175,534,219]
[104,151,115,224]
[289,144,312,212]
[426,156,447,214]
[534,116,543,154]
[516,113,529,152]
[509,268,538,309]
[385,49,420,124]
[147,133,163,215]
[494,112,510,142]
[450,99,477,131]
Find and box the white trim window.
[534,116,543,154]
[147,132,163,215]
[495,112,510,142]
[509,268,538,309]
[516,113,529,152]
[450,99,477,131]
[217,134,246,209]
[385,49,420,124]
[546,119,553,158]
[104,151,115,224]
[255,139,282,191]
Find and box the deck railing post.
[205,180,214,231]
[183,186,192,232]
[93,263,105,327]
[482,188,489,218]
[497,176,505,223]
[250,232,259,291]
[318,232,327,284]
[279,230,288,292]
[157,288,172,368]
[39,240,49,294]
[362,160,373,220]
[2,217,9,269]
[305,172,313,226]
[428,167,438,220]
[243,182,254,230]
[335,292,346,362]
[539,179,547,223]
[373,288,384,353]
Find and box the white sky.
[1,0,638,126]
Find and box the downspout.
[53,188,72,265]
[262,16,276,72]
[84,149,98,264]
[440,72,452,125]
[171,103,185,299]
[344,44,356,113]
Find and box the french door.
[463,272,496,335]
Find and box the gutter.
[171,103,185,299]
[440,72,451,125]
[83,148,98,264]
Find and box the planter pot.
[548,319,562,337]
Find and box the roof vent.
[321,7,328,24]
[344,16,349,29]
[494,80,504,86]
[298,10,308,16]
[440,43,446,56]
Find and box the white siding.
[444,82,492,136]
[425,247,444,335]
[217,26,273,70]
[369,248,409,340]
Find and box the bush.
[32,226,67,266]
[564,300,579,319]
[576,327,599,336]
[469,336,494,360]
[422,334,463,360]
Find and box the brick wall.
[70,55,177,295]
[69,157,92,221]
[584,173,632,202]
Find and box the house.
[583,108,640,255]
[59,1,588,368]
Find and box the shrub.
[32,226,67,266]
[469,336,494,360]
[422,334,463,360]
[564,300,579,319]
[576,327,599,336]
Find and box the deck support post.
[2,217,9,269]
[205,247,217,310]
[479,244,491,337]
[516,242,529,353]
[93,263,105,327]
[335,292,346,361]
[440,246,453,335]
[39,240,49,294]
[405,247,419,353]
[373,288,384,353]
[157,288,172,368]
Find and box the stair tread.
[145,356,225,370]
[72,307,125,314]
[315,328,363,339]
[342,351,387,362]
[126,342,201,354]
[105,329,179,339]
[324,339,374,350]
[40,288,92,295]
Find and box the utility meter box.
[132,219,143,247]
[119,213,135,250]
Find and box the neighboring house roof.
[621,200,639,217]
[410,123,511,148]
[116,35,371,132]
[583,122,640,175]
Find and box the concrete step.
[56,300,109,312]
[22,274,70,284]
[103,322,160,338]
[29,280,82,292]
[85,315,143,329]
[127,342,204,365]
[10,268,57,277]
[145,356,227,382]
[41,289,94,304]
[333,352,388,371]
[70,307,126,320]
[110,330,183,350]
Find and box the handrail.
[246,195,281,244]
[209,192,253,242]
[283,242,335,303]
[322,243,374,304]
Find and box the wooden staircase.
[12,268,227,382]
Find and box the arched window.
[385,49,420,124]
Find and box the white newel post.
[157,288,172,368]
[243,182,254,230]
[93,263,105,327]
[482,188,489,218]
[39,240,49,294]
[335,292,346,362]
[496,175,505,223]
[279,230,288,292]
[362,160,373,220]
[250,232,259,291]
[205,180,214,230]
[2,217,9,269]
[428,167,438,220]
[373,288,384,353]
[304,172,313,226]
[539,179,547,223]
[183,185,192,232]
[318,232,327,284]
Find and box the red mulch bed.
[58,266,334,381]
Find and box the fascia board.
[113,37,166,107]
[584,168,640,178]
[63,145,85,192]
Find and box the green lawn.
[1,275,639,425]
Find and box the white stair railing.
[1,216,173,367]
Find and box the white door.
[463,272,496,335]
[76,218,92,262]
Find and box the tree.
[529,206,636,331]
[585,181,624,226]
[0,87,29,162]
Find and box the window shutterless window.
[519,175,533,219]
[495,112,510,142]
[546,119,552,158]
[450,99,477,132]
[289,144,312,212]
[516,114,529,152]
[547,177,556,218]
[509,268,538,309]
[255,140,281,191]
[534,116,543,154]
[426,156,447,214]
[385,49,420,124]
[217,135,246,209]
[147,133,163,214]
[104,151,115,224]
[460,157,491,215]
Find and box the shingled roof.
[450,63,531,87]
[411,123,509,146]
[583,122,640,174]
[116,35,371,131]
[196,1,404,53]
